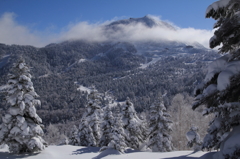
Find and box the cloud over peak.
[0,13,213,48]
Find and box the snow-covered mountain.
[0,16,219,125]
[102,15,215,66]
[106,15,176,30]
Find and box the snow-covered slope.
[0,145,212,159]
[135,41,210,56]
[134,41,216,69]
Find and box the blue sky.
[0,0,217,47]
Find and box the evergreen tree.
[193,0,240,158]
[206,0,240,55]
[0,59,47,153]
[99,106,114,147]
[100,114,127,153]
[78,88,102,147]
[69,125,79,146]
[121,97,146,150]
[78,119,95,146]
[147,97,173,152]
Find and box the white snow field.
[0,145,213,159]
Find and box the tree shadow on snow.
[198,152,216,159]
[72,147,100,155]
[92,148,142,159]
[0,151,40,159]
[92,148,122,159]
[161,151,207,159]
[162,155,195,159]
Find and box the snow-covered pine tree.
[99,106,114,147]
[193,0,240,158]
[69,125,79,146]
[147,97,173,152]
[0,59,47,153]
[91,113,101,145]
[78,88,102,147]
[206,0,240,55]
[100,113,127,153]
[121,97,147,150]
[186,126,202,152]
[78,118,95,146]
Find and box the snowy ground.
[139,57,161,69]
[0,145,214,159]
[77,85,92,94]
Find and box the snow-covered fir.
[69,125,79,146]
[193,0,240,158]
[99,105,114,147]
[121,97,147,150]
[78,118,95,146]
[147,97,173,152]
[78,88,103,147]
[0,59,47,153]
[100,113,128,153]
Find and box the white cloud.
[58,22,108,42]
[0,13,48,47]
[0,13,214,48]
[58,16,214,48]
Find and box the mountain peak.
[127,15,157,28]
[106,15,176,31]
